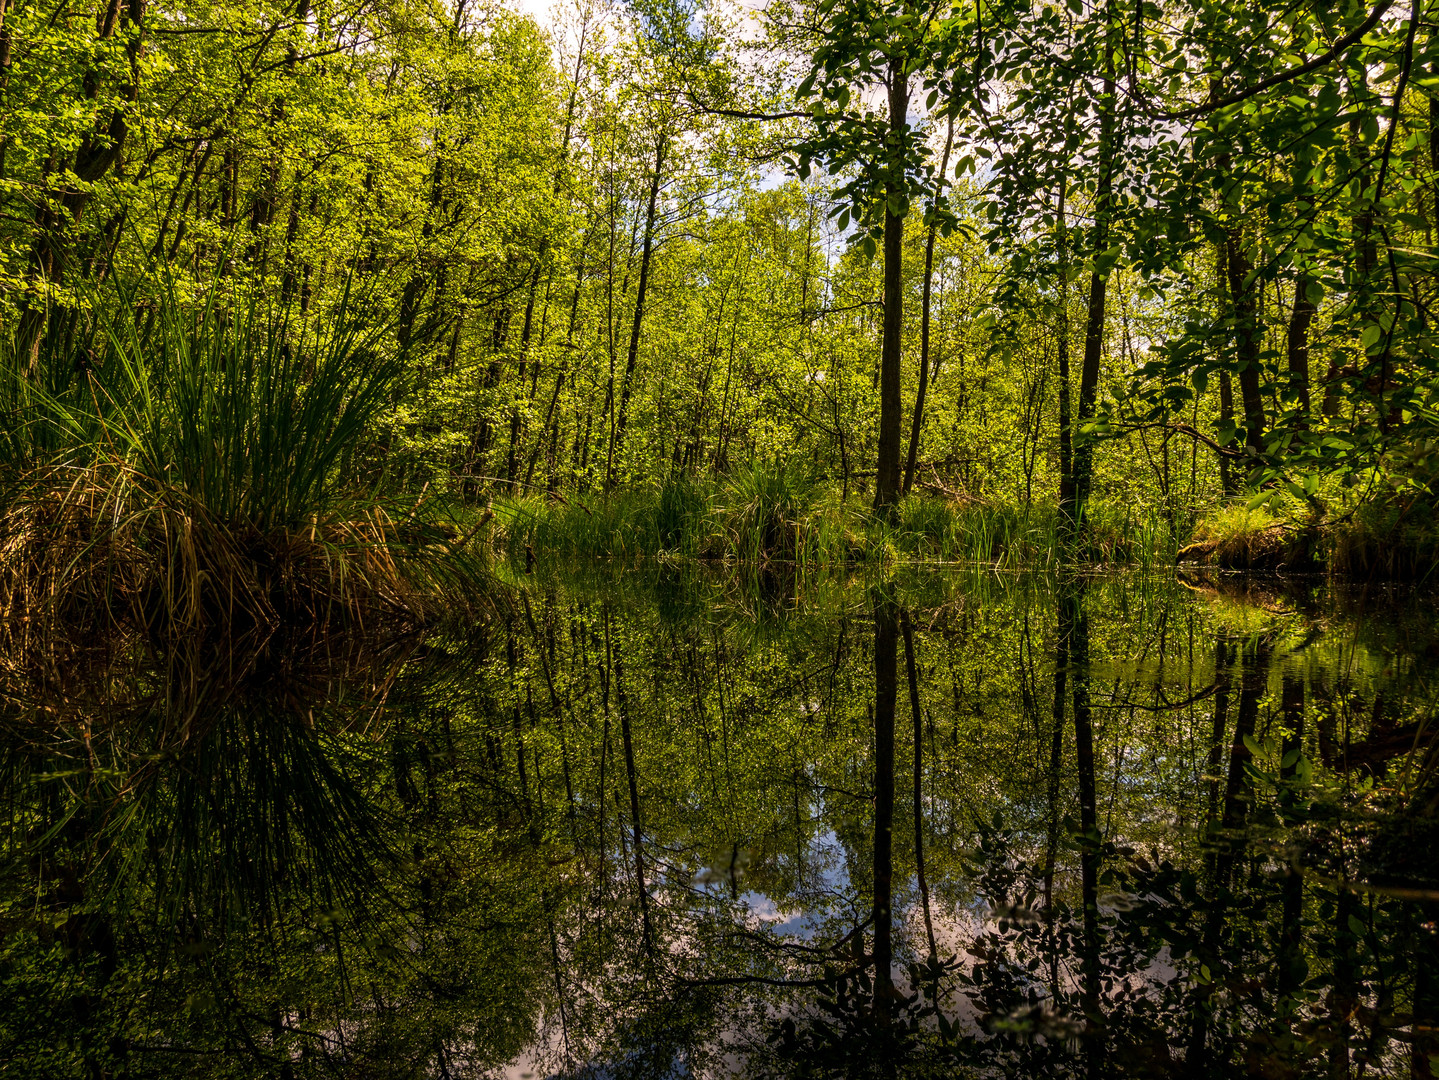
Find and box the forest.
[3,0,1438,597]
[4,0,1439,1077]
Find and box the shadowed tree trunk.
[902,112,955,497]
[874,56,910,512]
[1054,173,1076,530]
[1225,229,1266,458]
[13,0,148,376]
[609,130,667,489]
[1287,275,1317,423]
[1070,0,1118,529]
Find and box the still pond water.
[4,567,1438,1078]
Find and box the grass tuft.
[0,278,486,641]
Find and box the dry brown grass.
[0,461,484,650]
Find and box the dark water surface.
[4,568,1438,1078]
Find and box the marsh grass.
[0,280,485,640]
[493,466,1180,572]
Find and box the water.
[3,568,1438,1078]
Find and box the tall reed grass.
[0,281,483,639]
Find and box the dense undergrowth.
[489,466,1179,570]
[490,464,1439,581]
[0,285,485,642]
[1176,468,1439,579]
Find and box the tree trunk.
[609,131,667,488]
[874,56,910,512]
[1055,174,1076,528]
[507,259,545,488]
[397,158,446,357]
[1218,370,1238,496]
[1072,7,1118,527]
[1287,274,1317,422]
[1225,228,1266,456]
[13,0,147,376]
[903,113,954,496]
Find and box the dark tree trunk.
[1072,9,1118,527]
[903,113,954,496]
[508,259,545,488]
[874,56,910,512]
[1225,229,1266,456]
[1287,275,1317,422]
[1218,370,1238,497]
[13,0,147,376]
[397,158,446,357]
[610,132,667,488]
[1054,175,1076,528]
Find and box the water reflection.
[2,572,1437,1078]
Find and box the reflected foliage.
[2,572,1438,1077]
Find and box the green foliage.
[6,0,1439,583]
[5,279,398,529]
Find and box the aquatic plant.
[0,281,484,638]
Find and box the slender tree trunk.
[1072,6,1118,527]
[13,0,147,375]
[609,131,667,488]
[507,259,545,488]
[1055,174,1076,527]
[1287,274,1317,423]
[874,57,910,512]
[903,113,954,496]
[1225,228,1266,456]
